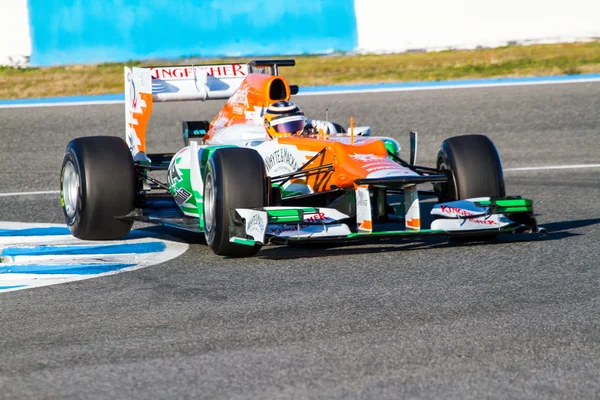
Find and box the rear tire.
[203,148,267,257]
[60,136,136,240]
[436,134,505,202]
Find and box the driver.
[264,101,336,138]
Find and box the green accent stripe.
[477,198,532,206]
[476,198,533,213]
[267,208,319,223]
[267,208,318,216]
[231,237,256,246]
[499,207,532,212]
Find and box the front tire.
[435,135,505,241]
[60,136,136,240]
[436,134,505,202]
[203,148,267,257]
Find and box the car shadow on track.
[130,218,599,260]
[129,224,207,244]
[254,218,600,261]
[538,217,600,233]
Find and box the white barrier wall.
[2,1,600,66]
[0,0,31,66]
[355,0,600,53]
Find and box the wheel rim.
[62,160,79,218]
[204,172,215,234]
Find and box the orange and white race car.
[60,59,542,257]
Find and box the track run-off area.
[0,79,598,398]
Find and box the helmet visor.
[272,116,305,134]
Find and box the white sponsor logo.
[349,153,382,162]
[230,88,249,107]
[244,106,266,125]
[264,148,301,174]
[247,213,266,237]
[150,64,247,80]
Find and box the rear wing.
[124,59,295,161]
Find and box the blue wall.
[28,0,358,66]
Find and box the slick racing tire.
[203,148,267,257]
[436,135,505,241]
[436,134,505,202]
[60,136,136,240]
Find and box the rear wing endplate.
[124,60,295,160]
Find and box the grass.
[1,41,600,100]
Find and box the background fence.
[2,0,599,66]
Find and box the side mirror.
[347,126,371,136]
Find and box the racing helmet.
[264,101,306,137]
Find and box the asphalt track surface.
[0,83,599,399]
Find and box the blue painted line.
[299,73,600,93]
[0,241,166,257]
[1,73,599,108]
[0,263,136,275]
[0,226,161,239]
[0,227,72,237]
[0,285,27,290]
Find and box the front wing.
[229,197,542,247]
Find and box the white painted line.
[0,164,597,200]
[0,100,124,109]
[0,273,78,282]
[0,190,59,197]
[9,253,154,264]
[2,75,600,109]
[0,235,74,246]
[505,164,600,171]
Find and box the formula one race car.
[60,59,542,257]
